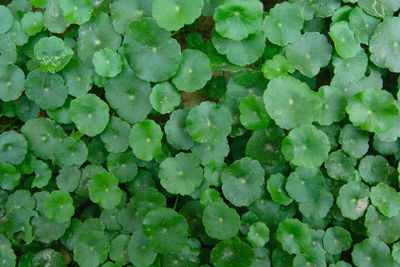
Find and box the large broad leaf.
[263,76,322,129]
[123,18,181,82]
[152,0,203,31]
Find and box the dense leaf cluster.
[1,0,400,266]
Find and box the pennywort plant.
[1,0,400,266]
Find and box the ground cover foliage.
[1,0,400,266]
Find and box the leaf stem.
[173,196,179,210]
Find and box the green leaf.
[31,158,52,188]
[60,0,94,25]
[212,29,265,66]
[104,67,152,124]
[44,0,71,34]
[109,235,129,265]
[293,0,340,19]
[213,0,263,40]
[186,101,232,144]
[92,48,123,77]
[165,109,194,150]
[88,172,122,209]
[324,150,356,181]
[55,137,88,166]
[110,0,151,34]
[298,188,333,219]
[77,12,122,65]
[43,190,74,223]
[365,205,400,244]
[210,237,254,267]
[323,226,352,255]
[34,36,74,73]
[32,249,67,267]
[0,6,13,34]
[221,157,265,207]
[172,49,212,93]
[358,0,400,18]
[247,222,270,248]
[0,246,16,267]
[133,188,167,216]
[286,32,332,78]
[352,238,394,267]
[21,118,67,161]
[346,87,399,133]
[359,155,390,185]
[261,54,295,80]
[73,230,110,267]
[123,18,181,82]
[129,120,163,161]
[62,59,94,97]
[277,218,311,254]
[245,126,287,175]
[370,183,400,218]
[285,166,326,203]
[0,131,28,165]
[266,173,293,206]
[349,7,380,46]
[282,125,330,168]
[127,230,157,267]
[106,152,138,183]
[0,35,16,65]
[263,76,322,129]
[142,207,188,255]
[21,11,43,36]
[150,82,181,114]
[262,2,304,46]
[0,162,21,190]
[337,181,369,220]
[316,86,347,126]
[6,20,29,46]
[329,21,361,59]
[159,152,203,195]
[191,139,229,166]
[338,124,369,159]
[0,64,25,102]
[100,116,130,153]
[152,0,203,31]
[202,202,240,240]
[239,95,269,131]
[56,165,81,192]
[25,69,68,110]
[69,94,110,137]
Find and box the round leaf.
[323,226,352,255]
[172,49,212,93]
[0,63,25,102]
[142,207,188,255]
[43,190,74,223]
[92,48,123,78]
[221,157,265,207]
[55,137,88,166]
[202,202,240,240]
[210,237,254,267]
[286,32,332,77]
[213,0,263,40]
[247,222,270,248]
[277,218,311,254]
[0,6,13,34]
[0,131,28,165]
[129,120,163,161]
[150,82,181,114]
[69,94,110,137]
[262,2,304,46]
[337,181,369,220]
[159,152,203,195]
[34,36,74,73]
[263,75,322,129]
[88,172,122,209]
[370,183,400,218]
[152,0,203,31]
[123,18,181,82]
[281,124,330,168]
[60,0,94,25]
[25,69,68,110]
[346,87,399,134]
